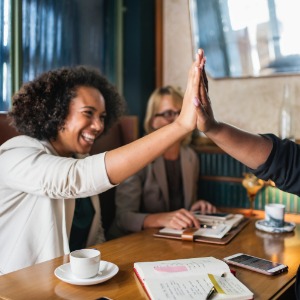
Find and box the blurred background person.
[108,85,216,239]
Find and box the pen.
[200,224,216,229]
[206,286,216,299]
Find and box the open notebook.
[134,257,253,300]
[154,214,249,245]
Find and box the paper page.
[195,214,244,229]
[141,274,252,300]
[143,274,214,300]
[134,257,229,279]
[193,225,232,238]
[222,214,244,228]
[209,274,253,299]
[159,224,232,239]
[134,258,253,300]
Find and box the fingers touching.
[176,49,205,131]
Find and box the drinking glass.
[242,173,264,216]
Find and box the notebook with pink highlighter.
[134,257,254,300]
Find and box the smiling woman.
[0,65,125,275]
[0,50,206,275]
[51,86,107,157]
[9,66,124,141]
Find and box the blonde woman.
[108,86,216,239]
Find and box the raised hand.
[105,49,208,185]
[194,64,218,134]
[192,58,273,170]
[175,49,205,132]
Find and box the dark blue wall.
[123,0,155,135]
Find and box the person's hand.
[143,209,200,230]
[190,200,217,214]
[175,49,205,133]
[163,209,200,230]
[194,66,219,133]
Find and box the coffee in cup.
[265,203,285,227]
[69,249,100,279]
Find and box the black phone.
[223,253,288,275]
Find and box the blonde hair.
[143,85,192,145]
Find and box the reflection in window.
[190,0,300,78]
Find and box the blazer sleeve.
[86,195,105,246]
[193,149,200,203]
[181,146,199,208]
[114,169,148,233]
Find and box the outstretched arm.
[105,50,205,184]
[195,67,273,170]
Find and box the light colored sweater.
[0,135,114,274]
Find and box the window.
[189,0,300,78]
[0,0,117,111]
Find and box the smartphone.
[194,212,233,221]
[223,253,288,275]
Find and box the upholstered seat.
[0,113,20,145]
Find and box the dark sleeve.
[251,134,300,196]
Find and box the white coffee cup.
[69,249,101,279]
[265,203,285,227]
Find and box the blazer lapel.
[65,198,75,239]
[181,148,193,209]
[153,157,170,211]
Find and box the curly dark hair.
[9,66,126,140]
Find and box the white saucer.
[54,260,118,285]
[255,220,296,233]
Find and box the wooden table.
[0,212,299,300]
